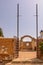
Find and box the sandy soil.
[12,51,37,61]
[6,51,37,65]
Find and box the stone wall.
[0,37,17,60]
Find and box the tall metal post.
[16,3,19,57]
[17,4,19,39]
[36,4,38,58]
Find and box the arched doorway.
[18,35,36,61]
[20,35,36,51]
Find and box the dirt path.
[6,51,43,65]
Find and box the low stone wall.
[0,37,18,60]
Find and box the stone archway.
[20,35,36,51]
[21,35,34,41]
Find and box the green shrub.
[39,42,43,54]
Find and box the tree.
[0,28,4,37]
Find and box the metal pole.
[17,4,19,39]
[16,3,19,57]
[36,4,38,58]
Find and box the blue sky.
[0,0,43,38]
